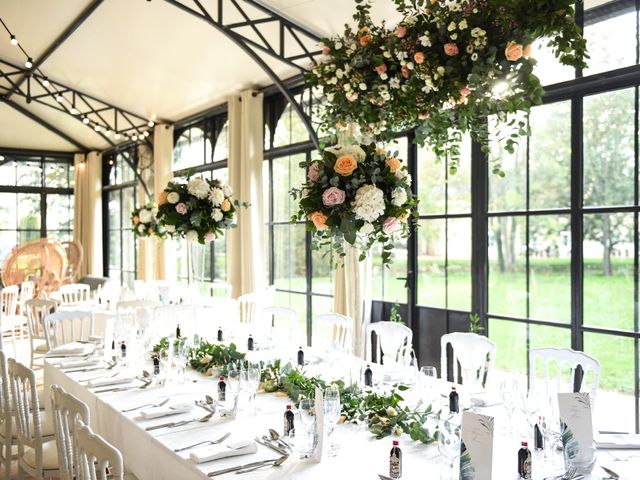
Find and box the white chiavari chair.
[58,284,91,306]
[25,299,58,368]
[365,321,413,366]
[43,311,94,350]
[210,282,233,299]
[1,285,20,355]
[75,419,125,480]
[153,304,197,338]
[440,332,496,388]
[313,312,352,353]
[0,350,15,480]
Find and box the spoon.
[268,429,292,450]
[121,397,169,413]
[235,455,288,474]
[81,371,118,383]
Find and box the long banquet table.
[44,351,640,480]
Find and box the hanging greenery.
[306,0,587,174]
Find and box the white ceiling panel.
[0,103,77,151]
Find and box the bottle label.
[523,456,532,479]
[390,453,401,479]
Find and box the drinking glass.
[245,366,261,413]
[438,419,461,480]
[323,385,341,457]
[226,367,241,411]
[298,398,316,458]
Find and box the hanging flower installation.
[156,175,242,244]
[291,143,417,265]
[131,202,166,239]
[306,0,587,173]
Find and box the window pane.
[213,238,227,281]
[45,161,70,188]
[489,319,527,375]
[529,215,571,322]
[584,3,637,76]
[583,333,636,433]
[0,231,16,264]
[531,37,575,86]
[273,224,305,292]
[18,194,40,230]
[174,127,206,170]
[0,162,16,186]
[583,88,635,207]
[448,218,471,311]
[583,212,634,330]
[108,192,120,234]
[417,148,445,215]
[489,122,527,212]
[448,137,471,214]
[109,231,121,269]
[274,290,307,345]
[272,154,305,222]
[0,193,17,229]
[18,230,39,244]
[417,219,446,307]
[489,216,526,317]
[122,230,136,272]
[529,101,571,209]
[311,247,332,296]
[273,104,309,147]
[213,122,229,161]
[47,194,72,231]
[371,240,407,303]
[17,160,42,187]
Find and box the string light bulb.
[104,130,111,137]
[70,108,79,115]
[147,120,154,127]
[0,155,4,161]
[114,133,121,140]
[94,125,101,132]
[24,57,33,69]
[10,35,17,46]
[82,117,90,125]
[55,95,64,103]
[108,159,114,166]
[42,77,50,87]
[138,134,144,141]
[143,131,150,138]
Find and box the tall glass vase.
[186,241,206,287]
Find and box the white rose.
[167,192,180,204]
[187,177,210,199]
[343,144,366,162]
[209,187,225,206]
[222,184,232,197]
[138,209,152,224]
[391,187,408,206]
[137,224,145,233]
[165,224,176,233]
[211,208,223,222]
[360,222,374,236]
[185,230,199,242]
[352,184,385,223]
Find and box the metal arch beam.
[3,0,104,101]
[162,0,321,149]
[3,98,89,151]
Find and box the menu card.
[558,392,594,457]
[310,386,324,462]
[460,412,494,480]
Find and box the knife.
[94,385,137,394]
[602,466,620,479]
[207,458,280,477]
[145,420,179,431]
[378,475,393,480]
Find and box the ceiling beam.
[3,97,89,151]
[3,0,104,101]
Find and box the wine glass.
[323,385,341,457]
[438,419,461,480]
[420,365,438,405]
[245,366,261,413]
[298,398,316,458]
[226,367,241,411]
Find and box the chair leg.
[11,332,16,360]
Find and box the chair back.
[153,305,197,338]
[8,359,42,453]
[0,350,12,445]
[19,280,35,312]
[529,347,600,403]
[440,332,496,387]
[75,419,123,480]
[365,321,413,366]
[44,310,94,349]
[95,282,121,311]
[261,306,299,345]
[1,285,19,316]
[238,292,260,325]
[25,298,58,342]
[51,384,90,480]
[210,282,233,299]
[59,283,91,306]
[313,313,352,353]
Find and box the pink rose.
[460,87,471,97]
[382,217,401,235]
[396,25,407,38]
[414,52,425,64]
[322,187,346,206]
[444,43,459,56]
[401,66,410,78]
[322,46,330,56]
[308,162,320,182]
[175,202,188,215]
[375,64,387,74]
[204,232,216,242]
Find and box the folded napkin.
[87,377,134,388]
[56,358,101,369]
[595,433,640,449]
[470,393,502,407]
[140,403,193,419]
[189,440,257,464]
[46,342,94,357]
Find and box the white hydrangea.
[359,222,374,236]
[167,192,180,204]
[185,230,199,242]
[187,177,210,199]
[211,208,223,222]
[138,208,152,224]
[209,187,225,206]
[137,224,145,233]
[222,184,232,197]
[391,187,408,206]
[352,184,385,223]
[165,224,176,233]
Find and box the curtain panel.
[73,151,102,277]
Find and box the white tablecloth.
[44,358,640,480]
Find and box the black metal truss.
[163,0,322,149]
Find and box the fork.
[121,397,169,413]
[173,432,231,452]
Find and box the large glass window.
[0,151,74,264]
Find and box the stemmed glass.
[225,367,241,412]
[244,366,261,414]
[419,366,438,405]
[323,385,341,457]
[298,398,316,458]
[499,378,518,433]
[438,419,461,480]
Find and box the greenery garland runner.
[152,338,440,444]
[306,0,587,174]
[291,142,418,265]
[156,173,247,244]
[131,202,166,239]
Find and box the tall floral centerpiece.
[306,0,587,174]
[131,202,166,239]
[291,143,417,265]
[157,175,241,282]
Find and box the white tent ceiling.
[0,0,401,152]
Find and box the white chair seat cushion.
[34,342,49,354]
[23,439,59,470]
[40,409,55,437]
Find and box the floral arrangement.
[306,0,587,173]
[131,202,165,239]
[291,142,417,264]
[156,175,243,243]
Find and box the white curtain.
[73,151,102,277]
[227,90,265,297]
[152,124,174,280]
[136,144,153,282]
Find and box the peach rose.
[396,25,407,38]
[505,41,523,61]
[375,64,387,74]
[523,44,533,58]
[444,43,459,56]
[322,46,330,56]
[386,157,402,172]
[401,66,410,78]
[359,34,372,47]
[148,228,155,235]
[414,52,425,64]
[333,154,358,176]
[220,199,231,212]
[309,211,328,230]
[132,215,140,225]
[418,111,429,120]
[158,190,168,205]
